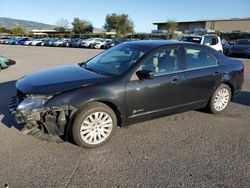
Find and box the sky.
[0,0,250,32]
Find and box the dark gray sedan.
[228,39,250,57]
[9,41,244,148]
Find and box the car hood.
[16,64,109,95]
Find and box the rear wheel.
[209,84,231,114]
[72,102,117,148]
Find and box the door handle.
[171,77,181,85]
[213,71,220,76]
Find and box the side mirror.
[136,70,154,80]
[78,61,87,66]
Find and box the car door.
[125,47,185,120]
[180,46,222,110]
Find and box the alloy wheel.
[80,112,113,145]
[214,88,230,111]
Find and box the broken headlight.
[17,95,52,112]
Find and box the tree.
[104,13,134,35]
[10,26,26,35]
[54,18,70,32]
[72,18,93,34]
[0,25,11,34]
[164,20,177,39]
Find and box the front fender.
[44,82,126,124]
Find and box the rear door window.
[184,47,218,70]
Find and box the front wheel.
[209,84,231,114]
[72,102,117,148]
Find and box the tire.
[72,102,117,148]
[209,84,231,114]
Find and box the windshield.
[83,43,151,76]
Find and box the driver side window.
[141,47,180,76]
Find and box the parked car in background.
[0,36,10,44]
[222,40,231,56]
[7,37,20,45]
[180,35,223,52]
[92,39,113,49]
[30,38,45,46]
[144,38,164,40]
[228,41,236,45]
[53,38,71,47]
[68,38,84,47]
[105,38,129,49]
[24,38,34,45]
[9,41,244,148]
[228,38,250,57]
[43,38,59,46]
[60,39,72,47]
[16,37,31,45]
[0,55,16,70]
[35,38,47,46]
[81,38,104,48]
[3,37,13,44]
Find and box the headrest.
[153,57,158,66]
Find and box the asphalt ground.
[0,45,249,188]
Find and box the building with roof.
[153,18,250,34]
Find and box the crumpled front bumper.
[9,96,42,124]
[9,95,75,136]
[9,96,65,142]
[9,96,25,124]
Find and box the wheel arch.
[220,81,235,100]
[65,99,123,142]
[207,81,234,108]
[97,100,123,127]
[75,99,123,127]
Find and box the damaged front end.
[9,89,76,139]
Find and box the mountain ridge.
[0,17,55,30]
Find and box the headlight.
[17,96,52,112]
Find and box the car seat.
[143,56,159,73]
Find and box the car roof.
[126,40,188,48]
[181,34,219,37]
[238,38,250,41]
[125,40,221,56]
